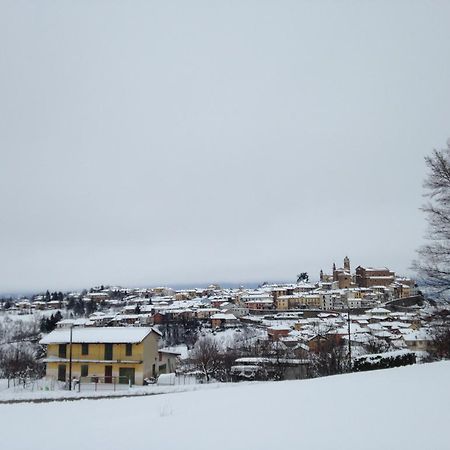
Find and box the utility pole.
[347,303,352,371]
[68,325,73,390]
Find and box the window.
[58,364,66,382]
[104,343,113,360]
[125,343,132,357]
[81,343,89,355]
[81,364,88,377]
[58,344,67,358]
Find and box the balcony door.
[104,365,113,383]
[58,364,66,382]
[104,343,113,360]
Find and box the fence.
[156,373,199,386]
[77,376,132,392]
[1,377,59,393]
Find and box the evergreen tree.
[54,310,63,324]
[73,300,85,316]
[85,299,96,316]
[297,272,309,283]
[66,297,75,310]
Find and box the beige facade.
[275,297,289,310]
[355,266,395,288]
[41,327,161,386]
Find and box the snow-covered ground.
[0,377,220,402]
[0,309,64,324]
[0,361,448,450]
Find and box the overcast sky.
[1,1,450,294]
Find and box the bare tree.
[413,141,450,300]
[0,344,44,387]
[190,336,221,382]
[364,336,391,355]
[309,334,348,377]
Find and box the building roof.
[39,327,159,344]
[210,313,237,320]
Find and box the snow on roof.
[159,345,189,359]
[372,331,393,338]
[268,325,292,331]
[210,313,237,320]
[403,330,433,341]
[58,318,90,326]
[231,365,261,372]
[367,307,391,314]
[234,357,309,365]
[39,327,159,344]
[159,348,182,356]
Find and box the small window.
[125,343,132,356]
[59,344,67,358]
[81,343,89,355]
[81,364,88,377]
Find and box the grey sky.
[1,1,450,293]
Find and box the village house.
[194,307,220,320]
[403,330,434,352]
[210,313,239,329]
[267,325,292,341]
[355,266,395,288]
[231,357,309,381]
[157,349,181,374]
[244,299,274,311]
[40,327,162,386]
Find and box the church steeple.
[344,256,350,272]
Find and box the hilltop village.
[0,257,443,389]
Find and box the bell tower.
[344,256,350,272]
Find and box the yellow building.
[275,296,289,310]
[40,327,161,386]
[303,294,322,308]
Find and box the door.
[105,365,113,383]
[104,343,113,360]
[58,364,66,382]
[119,367,135,385]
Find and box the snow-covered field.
[0,361,449,450]
[0,376,208,402]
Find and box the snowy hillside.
[1,362,449,450]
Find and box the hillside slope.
[1,362,449,450]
